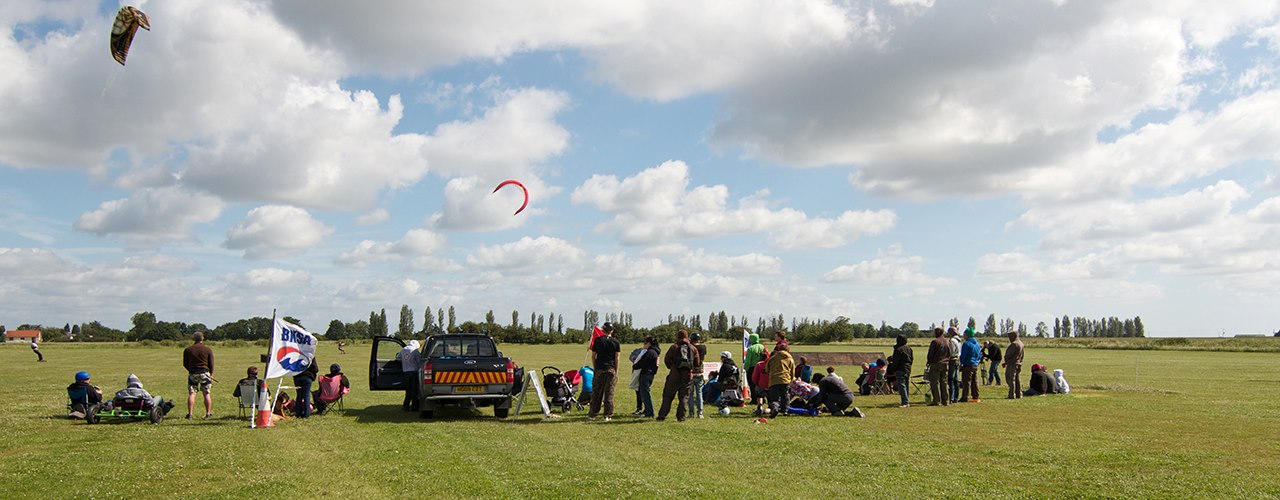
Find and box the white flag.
[266,317,317,379]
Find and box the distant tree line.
[17,308,1145,344]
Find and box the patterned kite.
[110,6,151,65]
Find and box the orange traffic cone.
[254,386,274,428]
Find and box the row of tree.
[9,309,1144,344]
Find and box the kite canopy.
[492,179,529,216]
[110,6,151,65]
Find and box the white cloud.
[224,205,333,259]
[336,228,447,267]
[221,268,312,288]
[356,208,390,226]
[823,248,953,286]
[74,187,223,247]
[677,249,782,275]
[466,236,585,272]
[571,160,894,247]
[121,254,199,273]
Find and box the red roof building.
[5,330,42,343]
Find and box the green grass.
[2,341,1278,498]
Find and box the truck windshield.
[426,337,497,358]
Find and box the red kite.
[492,179,529,216]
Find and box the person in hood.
[765,344,795,418]
[1053,369,1071,394]
[1025,364,1056,396]
[1002,331,1025,399]
[631,337,660,418]
[743,333,768,405]
[926,328,950,406]
[113,373,174,415]
[959,328,982,403]
[398,340,421,412]
[657,330,701,422]
[887,335,914,408]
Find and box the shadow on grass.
[345,404,515,424]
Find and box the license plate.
[455,385,484,393]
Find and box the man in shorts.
[183,332,215,419]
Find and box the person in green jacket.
[743,333,768,404]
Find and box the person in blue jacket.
[959,327,983,402]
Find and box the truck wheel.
[419,410,433,419]
[494,407,509,418]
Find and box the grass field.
[2,341,1278,498]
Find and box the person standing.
[31,340,45,362]
[946,328,961,404]
[1003,330,1025,399]
[588,322,621,421]
[887,334,914,408]
[926,328,950,407]
[743,333,768,406]
[657,330,701,422]
[631,337,660,418]
[183,332,215,419]
[398,340,421,411]
[293,356,319,418]
[959,328,982,403]
[765,343,795,418]
[686,333,709,419]
[772,330,789,352]
[984,340,1003,386]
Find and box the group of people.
[67,331,349,422]
[588,326,865,422]
[919,327,1069,405]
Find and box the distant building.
[5,330,42,343]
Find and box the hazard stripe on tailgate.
[434,371,503,384]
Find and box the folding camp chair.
[871,366,892,395]
[315,375,349,415]
[237,380,260,419]
[909,374,929,397]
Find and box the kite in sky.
[492,179,529,216]
[110,6,151,65]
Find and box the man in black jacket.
[888,334,913,408]
[983,341,1002,386]
[630,337,660,417]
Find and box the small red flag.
[588,325,605,350]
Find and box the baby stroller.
[541,366,583,412]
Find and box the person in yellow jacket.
[765,344,795,417]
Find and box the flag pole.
[266,308,281,423]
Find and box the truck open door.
[368,336,409,391]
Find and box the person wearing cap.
[67,371,102,418]
[686,332,709,418]
[630,337,660,418]
[959,327,982,403]
[946,327,961,404]
[1002,330,1025,399]
[588,322,621,421]
[1024,364,1056,396]
[183,331,215,419]
[711,351,741,406]
[314,363,351,414]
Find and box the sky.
[2,0,1279,337]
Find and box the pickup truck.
[368,334,519,419]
